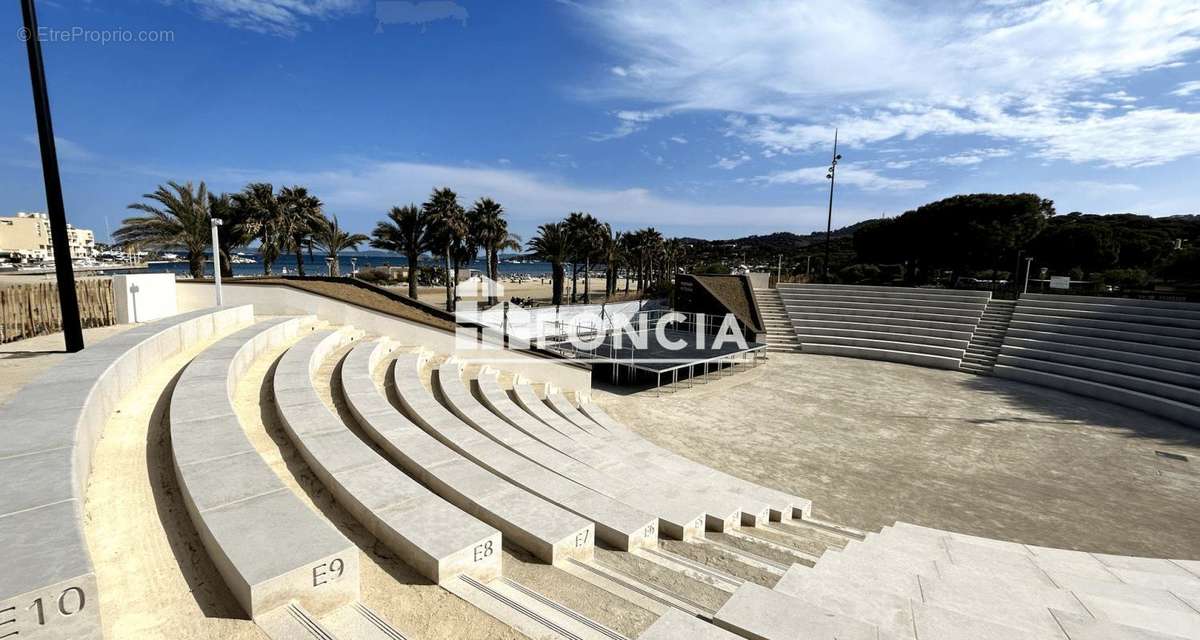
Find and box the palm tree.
[600,225,623,296]
[278,186,323,276]
[311,214,368,276]
[115,181,212,279]
[423,187,468,312]
[371,204,428,299]
[565,212,603,303]
[528,222,570,306]
[209,192,258,278]
[231,183,283,275]
[468,198,521,305]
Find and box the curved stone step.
[431,361,658,551]
[274,331,502,584]
[170,316,360,618]
[1000,344,1200,390]
[0,304,255,639]
[791,318,973,341]
[796,334,966,359]
[993,364,1200,428]
[997,353,1200,407]
[568,397,813,522]
[1003,336,1200,376]
[340,340,594,565]
[474,374,709,540]
[800,343,962,370]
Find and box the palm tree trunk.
[444,247,454,313]
[329,250,340,277]
[487,247,497,306]
[552,262,564,306]
[624,268,630,293]
[407,250,419,299]
[294,246,306,277]
[190,252,205,280]
[570,263,578,303]
[583,257,591,304]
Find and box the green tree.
[371,204,429,299]
[209,192,259,278]
[116,181,212,279]
[231,183,284,275]
[423,187,468,312]
[277,186,323,276]
[527,222,570,306]
[311,214,368,276]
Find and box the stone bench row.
[445,366,709,540]
[273,331,502,584]
[555,392,813,522]
[1023,293,1200,315]
[489,372,762,534]
[994,364,1200,428]
[339,340,594,565]
[997,294,1200,428]
[170,316,361,619]
[783,303,983,326]
[777,283,992,301]
[0,305,254,640]
[777,293,988,315]
[412,359,656,552]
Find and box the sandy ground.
[0,324,133,406]
[595,351,1200,560]
[84,329,265,640]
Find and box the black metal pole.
[823,128,839,281]
[22,0,84,352]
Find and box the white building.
[0,212,95,262]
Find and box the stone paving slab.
[637,609,741,639]
[713,582,877,640]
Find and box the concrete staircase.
[960,299,1017,375]
[754,288,800,353]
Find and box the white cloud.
[1171,80,1200,97]
[209,158,853,231]
[669,136,688,144]
[610,66,628,77]
[938,148,1013,166]
[589,110,665,141]
[710,153,750,170]
[752,163,928,191]
[574,0,1200,167]
[23,135,95,162]
[180,0,367,36]
[725,103,1200,168]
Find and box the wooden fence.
[0,279,116,344]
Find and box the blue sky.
[3,0,1199,243]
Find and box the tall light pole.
[23,0,83,351]
[211,218,224,307]
[823,128,842,281]
[1023,257,1033,294]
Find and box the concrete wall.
[113,273,178,323]
[176,281,592,392]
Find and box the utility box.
[114,273,178,323]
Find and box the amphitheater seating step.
[274,330,502,584]
[638,608,741,639]
[0,304,258,640]
[473,372,708,540]
[340,340,594,565]
[425,360,658,551]
[713,582,878,640]
[569,395,814,522]
[993,294,1200,428]
[170,316,360,618]
[961,298,1017,375]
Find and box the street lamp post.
[1023,257,1033,294]
[211,218,223,307]
[823,128,842,281]
[22,0,84,352]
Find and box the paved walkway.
[595,352,1200,559]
